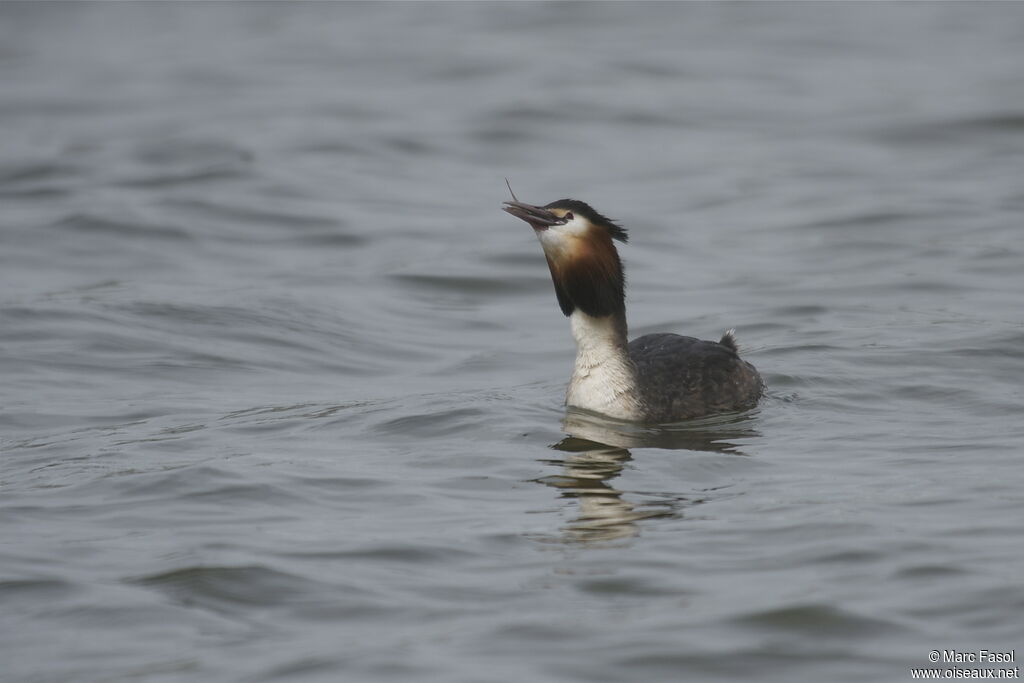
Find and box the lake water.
[2,3,1023,682]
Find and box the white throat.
[566,310,642,420]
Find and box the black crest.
[543,199,629,243]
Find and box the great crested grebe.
[503,194,763,423]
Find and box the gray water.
[2,3,1023,682]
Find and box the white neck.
[565,310,642,420]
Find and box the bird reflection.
[534,408,760,545]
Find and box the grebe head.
[503,197,628,318]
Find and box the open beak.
[502,200,564,230]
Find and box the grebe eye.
[563,212,573,221]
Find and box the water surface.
[2,4,1023,682]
